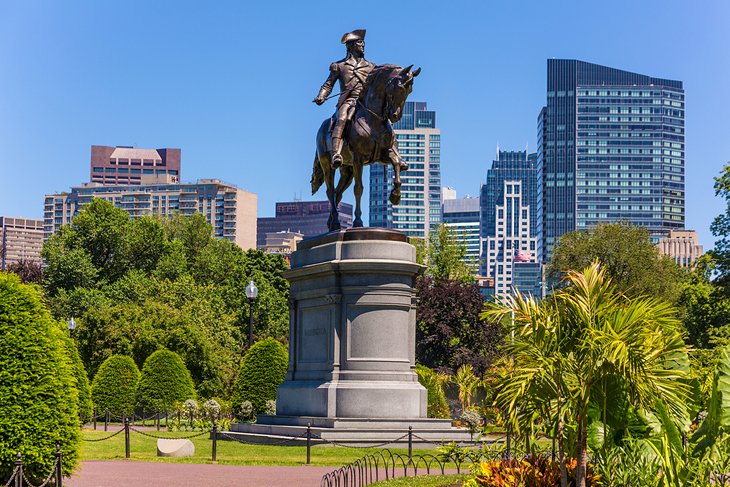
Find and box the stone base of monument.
[224,228,472,447]
[228,417,472,447]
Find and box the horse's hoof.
[389,190,401,205]
[354,219,363,228]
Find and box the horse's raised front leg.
[389,150,402,205]
[352,160,364,227]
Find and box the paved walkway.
[66,461,334,487]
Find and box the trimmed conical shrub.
[61,334,93,422]
[232,338,288,414]
[0,273,80,481]
[91,355,140,416]
[137,349,195,412]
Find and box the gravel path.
[65,461,335,487]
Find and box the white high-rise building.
[484,180,539,297]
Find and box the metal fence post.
[55,444,62,487]
[124,415,130,459]
[165,410,168,428]
[408,426,413,460]
[306,423,311,465]
[212,421,218,462]
[141,408,145,426]
[104,408,109,432]
[156,411,160,431]
[14,452,22,487]
[189,410,193,427]
[93,406,97,430]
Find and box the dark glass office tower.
[539,60,685,261]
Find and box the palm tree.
[453,364,479,411]
[483,261,691,487]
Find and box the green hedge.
[90,355,140,416]
[0,273,80,481]
[232,338,288,414]
[62,334,93,422]
[137,349,195,412]
[415,364,450,419]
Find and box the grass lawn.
[80,429,473,468]
[369,474,469,486]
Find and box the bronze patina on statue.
[311,29,421,231]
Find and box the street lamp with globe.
[67,316,77,338]
[245,280,258,348]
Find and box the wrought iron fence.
[3,447,62,487]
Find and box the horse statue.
[310,64,421,231]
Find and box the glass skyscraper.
[539,59,685,261]
[480,150,538,275]
[369,101,442,238]
[442,196,480,268]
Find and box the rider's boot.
[331,137,344,169]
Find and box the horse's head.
[384,65,421,123]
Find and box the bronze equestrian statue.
[311,29,420,231]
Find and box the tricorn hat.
[341,29,366,44]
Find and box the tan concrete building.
[1,217,44,270]
[657,230,704,267]
[260,231,303,255]
[44,179,257,250]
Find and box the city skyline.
[1,2,728,250]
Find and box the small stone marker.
[157,438,195,457]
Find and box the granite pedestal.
[229,228,470,445]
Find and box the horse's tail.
[311,152,324,195]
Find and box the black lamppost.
[245,280,258,347]
[67,316,77,338]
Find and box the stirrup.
[332,153,343,168]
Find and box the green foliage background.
[90,355,140,416]
[232,338,288,414]
[415,364,450,418]
[136,349,196,411]
[0,273,80,481]
[41,200,290,398]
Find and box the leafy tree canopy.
[413,224,475,283]
[41,199,290,399]
[547,221,684,303]
[416,276,504,375]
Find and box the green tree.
[61,334,93,422]
[232,338,288,414]
[415,365,450,418]
[137,349,196,412]
[678,255,730,349]
[0,273,80,481]
[484,262,692,487]
[90,355,140,416]
[6,259,42,284]
[413,224,475,283]
[710,162,730,282]
[547,221,684,302]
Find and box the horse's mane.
[359,64,401,100]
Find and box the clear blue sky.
[1,1,728,250]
